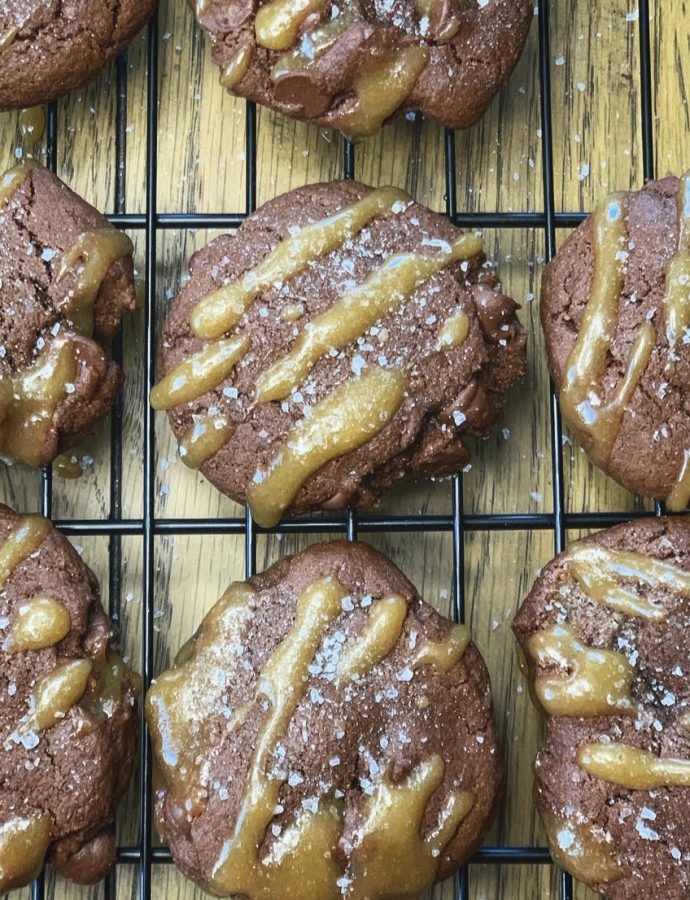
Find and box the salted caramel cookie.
[541,175,690,510]
[0,504,139,892]
[152,180,526,526]
[147,540,501,898]
[191,0,533,136]
[513,517,690,899]
[0,162,136,467]
[0,0,158,109]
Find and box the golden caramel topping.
[256,235,481,403]
[18,107,45,149]
[53,453,83,479]
[560,195,655,466]
[565,541,690,619]
[525,624,634,717]
[255,0,326,50]
[0,339,78,466]
[0,814,52,894]
[0,161,35,206]
[680,711,690,731]
[82,650,132,720]
[3,597,71,652]
[247,367,406,527]
[56,229,133,335]
[664,174,690,360]
[271,11,354,79]
[281,302,305,322]
[542,812,623,886]
[339,47,430,138]
[190,187,410,340]
[667,449,690,512]
[179,414,236,469]
[150,333,249,410]
[412,624,471,672]
[25,659,93,732]
[416,0,460,40]
[577,743,690,790]
[337,595,408,679]
[209,577,345,894]
[348,756,474,900]
[0,26,19,54]
[220,43,253,89]
[0,515,51,589]
[435,310,470,351]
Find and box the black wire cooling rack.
[24,0,672,897]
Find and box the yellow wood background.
[0,1,687,897]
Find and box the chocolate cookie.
[0,504,139,892]
[541,175,690,510]
[191,0,533,136]
[147,540,502,897]
[0,162,136,467]
[513,517,690,899]
[152,180,526,526]
[0,0,158,109]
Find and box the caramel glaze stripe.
[667,448,690,512]
[560,194,655,467]
[577,743,690,790]
[0,161,36,206]
[255,234,481,403]
[337,595,408,680]
[3,597,71,652]
[189,187,411,340]
[0,815,52,895]
[411,624,471,672]
[0,515,51,589]
[255,0,326,51]
[0,26,19,53]
[178,414,236,470]
[566,542,690,618]
[525,624,634,717]
[247,366,407,528]
[664,173,690,360]
[220,43,253,90]
[56,229,134,336]
[150,334,250,410]
[271,11,355,80]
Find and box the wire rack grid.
[22,0,665,898]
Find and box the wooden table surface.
[1,1,687,898]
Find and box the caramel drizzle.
[56,228,133,336]
[220,44,253,90]
[667,448,690,512]
[0,515,51,589]
[255,0,326,50]
[337,595,408,680]
[339,46,430,138]
[179,414,236,469]
[435,310,470,351]
[525,624,634,717]
[0,161,35,206]
[566,541,690,619]
[247,366,407,527]
[150,334,250,410]
[211,577,346,894]
[577,742,690,790]
[0,26,19,54]
[542,812,623,886]
[3,597,71,652]
[24,659,93,732]
[0,338,78,466]
[663,174,690,360]
[256,235,481,403]
[0,815,52,895]
[416,0,460,41]
[271,12,355,80]
[412,624,471,672]
[560,195,655,466]
[190,187,410,340]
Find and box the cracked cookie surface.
[0,504,139,892]
[191,0,532,136]
[153,180,526,526]
[147,540,502,898]
[0,0,158,108]
[513,517,690,899]
[0,162,136,467]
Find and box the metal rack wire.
[26,0,665,897]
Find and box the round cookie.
[0,162,136,467]
[513,517,690,899]
[541,175,690,510]
[0,0,158,109]
[152,180,526,526]
[0,504,139,891]
[191,0,533,136]
[146,540,502,898]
